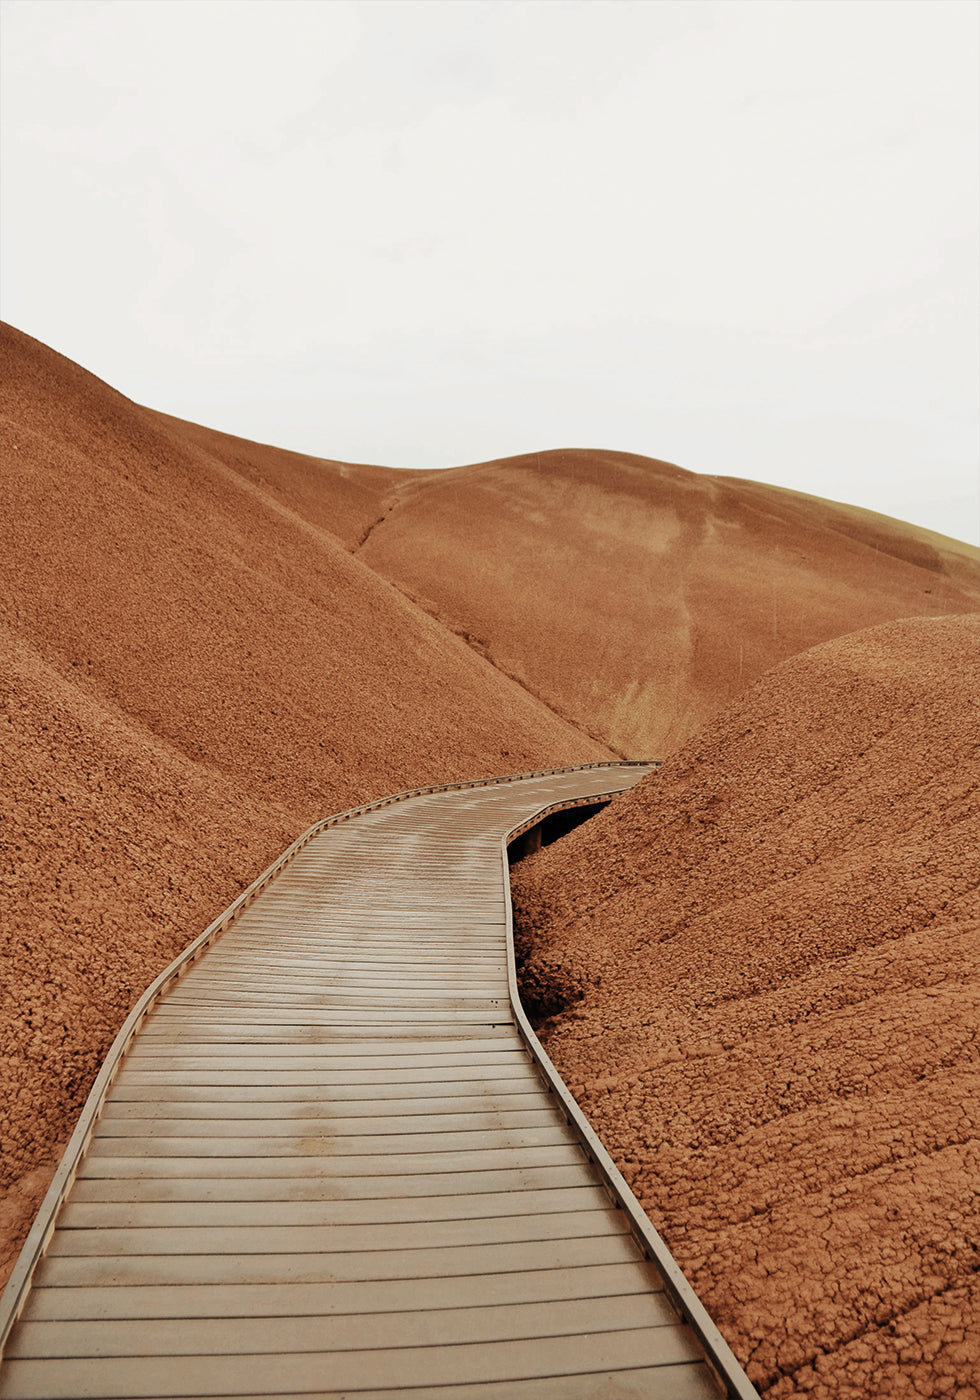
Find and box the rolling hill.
[357,447,979,754]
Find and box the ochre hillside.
[357,448,980,754]
[511,615,980,1396]
[0,323,609,1283]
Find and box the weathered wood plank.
[97,1089,546,1119]
[156,975,505,994]
[92,1108,560,1138]
[83,1125,573,1158]
[16,1260,666,1322]
[77,1144,585,1180]
[99,1078,545,1106]
[59,1184,609,1229]
[7,1294,682,1358]
[155,1367,719,1400]
[0,1327,706,1397]
[110,1062,534,1087]
[46,1207,628,1258]
[140,1008,509,1026]
[32,1231,647,1286]
[69,1161,595,1203]
[124,1035,521,1058]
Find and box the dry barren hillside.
[0,323,609,1284]
[512,615,980,1397]
[358,448,980,755]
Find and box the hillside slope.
[0,323,610,1285]
[511,614,980,1397]
[152,408,411,551]
[358,448,980,755]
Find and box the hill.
[511,614,980,1396]
[358,447,980,754]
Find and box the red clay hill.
[2,322,978,1395]
[512,615,979,1397]
[357,448,979,755]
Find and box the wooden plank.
[69,1161,596,1203]
[120,1050,529,1070]
[171,951,508,967]
[131,1027,517,1044]
[157,976,511,994]
[217,917,506,929]
[0,1330,706,1398]
[141,1008,509,1026]
[100,1077,545,1105]
[92,1108,560,1137]
[211,920,505,931]
[159,993,509,1010]
[84,1124,574,1159]
[109,1063,536,1087]
[180,969,510,985]
[124,1040,526,1060]
[174,965,505,981]
[158,990,510,1003]
[46,1206,627,1257]
[201,924,504,935]
[98,1089,547,1119]
[159,1366,720,1400]
[124,1036,521,1058]
[6,1294,682,1358]
[140,1021,514,1035]
[160,974,506,993]
[18,1260,666,1322]
[32,1231,646,1286]
[77,1144,586,1179]
[205,906,503,919]
[196,1367,718,1400]
[59,1184,609,1229]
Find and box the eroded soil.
[513,616,980,1397]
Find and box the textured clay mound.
[0,323,610,1285]
[359,448,980,756]
[153,409,411,551]
[511,616,980,1397]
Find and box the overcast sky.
[2,0,978,544]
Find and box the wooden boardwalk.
[1,765,756,1399]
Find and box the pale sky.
[2,0,978,544]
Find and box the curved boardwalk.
[1,765,756,1399]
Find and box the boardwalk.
[1,765,756,1399]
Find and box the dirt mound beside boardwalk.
[512,614,980,1396]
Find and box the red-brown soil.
[0,324,610,1285]
[512,615,980,1397]
[359,449,980,755]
